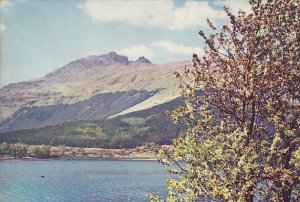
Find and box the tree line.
[0,113,182,149]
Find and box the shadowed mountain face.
[0,52,188,133]
[0,97,185,148]
[0,90,158,133]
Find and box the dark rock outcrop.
[135,56,151,64]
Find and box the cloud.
[214,0,252,14]
[118,45,153,60]
[117,41,203,60]
[0,23,6,32]
[79,0,225,30]
[151,40,203,56]
[0,0,10,8]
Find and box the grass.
[121,117,146,126]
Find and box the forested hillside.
[0,98,184,148]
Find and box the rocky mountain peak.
[79,51,130,67]
[46,52,152,78]
[100,51,130,65]
[46,52,130,78]
[134,56,151,64]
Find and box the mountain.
[0,52,188,133]
[0,97,185,148]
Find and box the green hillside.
[0,98,184,149]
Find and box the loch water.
[0,160,170,202]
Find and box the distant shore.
[0,156,158,161]
[0,143,169,161]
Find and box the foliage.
[0,143,155,159]
[10,144,28,157]
[74,125,108,141]
[111,133,135,148]
[0,100,182,148]
[144,142,157,151]
[121,117,146,126]
[57,145,68,156]
[0,142,10,156]
[150,0,299,201]
[27,145,50,158]
[0,143,27,157]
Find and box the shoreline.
[0,143,165,161]
[0,156,158,161]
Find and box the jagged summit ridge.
[133,56,151,64]
[70,51,152,66]
[46,52,151,78]
[66,51,130,68]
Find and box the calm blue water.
[0,160,171,202]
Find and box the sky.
[0,0,251,86]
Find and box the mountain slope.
[0,97,184,148]
[0,52,187,132]
[0,90,158,133]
